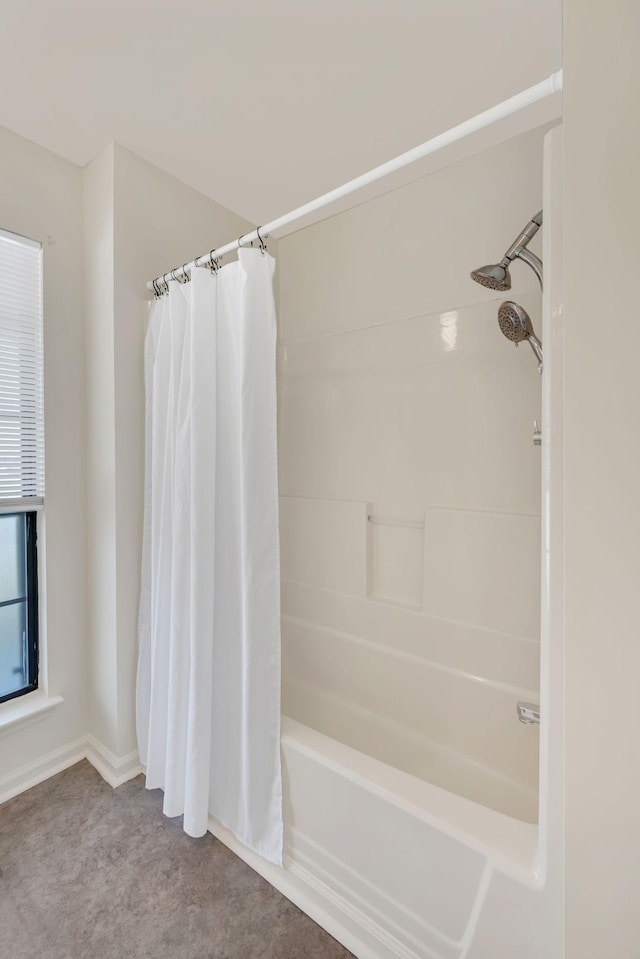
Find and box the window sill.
[0,691,64,739]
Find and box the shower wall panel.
[277,128,545,821]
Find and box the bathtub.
[208,566,547,958]
[208,713,543,959]
[207,504,555,959]
[285,716,540,950]
[208,546,548,959]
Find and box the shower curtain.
[136,249,283,865]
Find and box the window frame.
[0,510,39,705]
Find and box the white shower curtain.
[136,249,283,865]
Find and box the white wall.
[0,129,255,790]
[85,143,254,759]
[84,144,118,754]
[563,2,640,956]
[0,126,88,783]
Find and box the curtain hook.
[209,250,219,275]
[256,226,267,255]
[162,273,170,295]
[152,278,160,298]
[171,266,188,285]
[181,263,190,283]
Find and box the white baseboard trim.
[84,735,143,788]
[0,736,87,806]
[0,735,143,806]
[207,814,412,959]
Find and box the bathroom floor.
[0,762,353,959]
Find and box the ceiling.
[0,0,561,225]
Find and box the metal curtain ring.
[256,225,267,255]
[181,263,190,283]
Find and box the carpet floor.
[0,761,354,959]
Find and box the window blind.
[0,228,44,511]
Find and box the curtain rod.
[147,70,562,293]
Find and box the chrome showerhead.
[469,261,511,291]
[470,210,544,291]
[498,301,543,374]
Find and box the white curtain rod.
[147,70,562,293]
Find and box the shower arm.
[515,248,543,290]
[503,210,544,290]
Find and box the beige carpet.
[0,761,353,959]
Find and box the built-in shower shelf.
[367,512,425,611]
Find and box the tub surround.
[278,133,545,823]
[270,126,564,959]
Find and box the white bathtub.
[259,552,545,959]
[273,544,548,958]
[205,532,555,958]
[283,716,540,955]
[208,713,545,959]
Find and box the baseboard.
[0,737,87,806]
[84,735,143,788]
[0,735,142,806]
[207,814,413,959]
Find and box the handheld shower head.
[497,301,543,373]
[470,210,543,291]
[497,300,533,342]
[470,261,511,291]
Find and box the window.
[0,513,38,701]
[0,228,44,704]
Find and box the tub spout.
[517,702,540,725]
